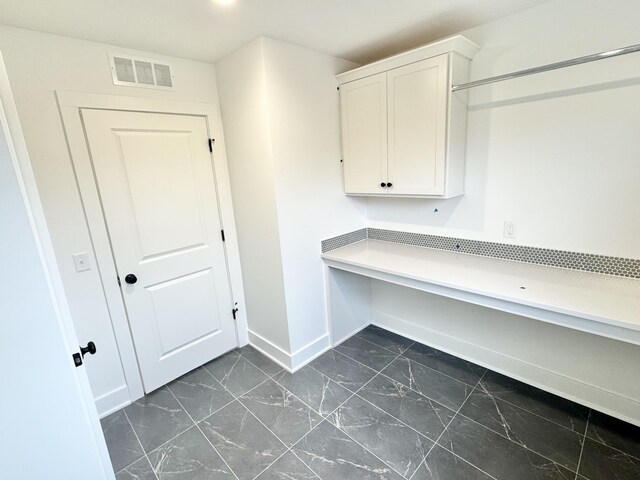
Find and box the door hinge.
[221,229,225,242]
[208,138,215,152]
[232,308,239,320]
[72,352,83,367]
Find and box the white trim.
[371,311,640,427]
[247,329,333,373]
[336,35,480,84]
[247,329,292,371]
[290,334,331,372]
[57,91,248,413]
[0,55,113,478]
[95,384,131,419]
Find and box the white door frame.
[57,91,249,405]
[1,59,114,477]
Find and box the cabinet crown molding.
[337,35,480,85]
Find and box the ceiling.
[0,0,550,64]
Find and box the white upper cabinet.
[340,72,387,194]
[338,35,480,198]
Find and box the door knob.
[80,341,97,358]
[125,273,138,284]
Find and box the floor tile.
[115,457,157,480]
[309,349,377,392]
[101,410,145,472]
[272,365,351,416]
[124,387,193,453]
[382,357,472,411]
[167,367,234,422]
[239,379,322,446]
[586,410,640,460]
[460,388,583,471]
[438,416,574,480]
[413,445,493,480]
[357,374,455,441]
[204,351,269,397]
[355,325,414,354]
[335,335,399,371]
[254,451,318,480]
[238,345,283,377]
[148,426,234,480]
[479,371,589,433]
[402,343,485,387]
[329,395,433,477]
[292,420,404,480]
[199,400,287,480]
[578,437,640,480]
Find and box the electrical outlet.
[503,221,517,239]
[72,252,91,272]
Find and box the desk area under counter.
[321,230,640,426]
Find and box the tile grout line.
[166,386,241,480]
[575,409,592,480]
[121,409,160,480]
[472,379,591,436]
[409,370,499,480]
[350,330,415,356]
[299,350,424,479]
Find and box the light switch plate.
[72,252,91,272]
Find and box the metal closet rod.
[451,43,640,92]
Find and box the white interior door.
[387,55,449,195]
[340,72,388,195]
[0,63,112,478]
[81,109,237,393]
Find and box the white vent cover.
[108,53,174,89]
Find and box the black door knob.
[380,182,386,187]
[125,273,138,284]
[80,341,97,357]
[386,182,393,187]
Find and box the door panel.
[81,109,236,392]
[340,72,388,194]
[148,268,221,356]
[387,55,449,195]
[118,131,206,257]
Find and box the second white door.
[82,109,237,393]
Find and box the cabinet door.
[387,55,449,195]
[340,72,388,194]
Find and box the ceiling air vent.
[108,53,174,90]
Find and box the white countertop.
[322,239,640,334]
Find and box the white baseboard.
[247,329,333,373]
[248,329,292,370]
[331,323,369,348]
[96,384,131,418]
[290,334,331,372]
[372,311,640,427]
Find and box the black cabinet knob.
[386,182,393,188]
[80,341,96,358]
[125,273,138,284]
[380,182,386,188]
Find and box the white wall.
[261,38,366,357]
[216,39,292,355]
[0,26,225,415]
[366,0,640,259]
[217,37,365,368]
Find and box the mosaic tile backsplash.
[321,228,640,279]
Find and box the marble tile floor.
[101,325,640,480]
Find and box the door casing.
[58,91,249,415]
